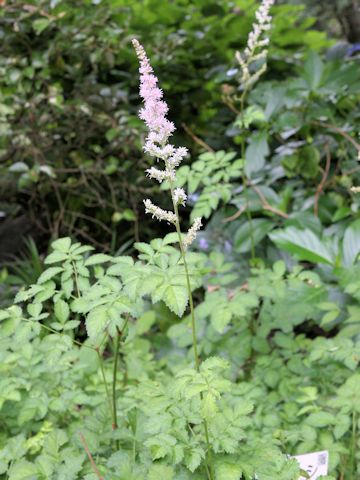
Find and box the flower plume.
[132,39,187,167]
[133,38,201,247]
[183,217,202,249]
[236,0,274,89]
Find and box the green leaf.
[86,306,108,341]
[202,392,217,419]
[37,267,63,284]
[303,51,324,90]
[320,310,340,327]
[343,219,360,266]
[211,307,232,333]
[245,131,269,176]
[134,242,154,256]
[0,309,10,321]
[84,254,112,266]
[306,411,335,427]
[44,252,68,264]
[51,237,72,253]
[185,448,204,472]
[269,227,334,265]
[27,303,42,318]
[136,311,156,334]
[240,105,266,128]
[35,282,56,303]
[8,460,38,480]
[215,460,243,480]
[147,465,174,480]
[32,18,52,35]
[162,285,188,317]
[63,320,80,330]
[299,146,320,179]
[54,299,70,323]
[201,356,230,372]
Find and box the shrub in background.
[0,0,331,256]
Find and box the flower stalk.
[236,0,274,95]
[235,0,275,260]
[132,38,213,480]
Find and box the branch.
[223,183,288,223]
[222,95,240,115]
[181,123,214,153]
[249,183,289,219]
[79,433,105,480]
[311,120,360,154]
[223,206,246,222]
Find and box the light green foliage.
[0,0,331,250]
[175,151,244,220]
[2,236,360,478]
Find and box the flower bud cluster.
[236,0,274,89]
[173,188,187,206]
[183,217,202,249]
[143,199,177,224]
[133,39,202,246]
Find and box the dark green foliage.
[0,0,331,253]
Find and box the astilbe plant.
[234,0,275,260]
[132,38,216,479]
[132,38,202,340]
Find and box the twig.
[223,206,246,222]
[311,120,360,154]
[181,123,214,153]
[30,320,94,350]
[79,432,105,480]
[67,210,113,235]
[250,183,289,219]
[49,178,66,238]
[223,184,288,223]
[62,221,109,251]
[222,95,240,114]
[314,143,331,217]
[343,166,360,176]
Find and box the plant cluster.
[1,233,360,479]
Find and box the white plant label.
[293,450,329,479]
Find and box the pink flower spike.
[132,39,175,146]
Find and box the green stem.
[113,333,120,431]
[239,90,255,260]
[169,185,199,368]
[72,261,115,433]
[112,332,120,450]
[72,260,81,297]
[167,175,214,480]
[96,345,116,430]
[32,320,94,350]
[112,315,130,450]
[350,410,357,479]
